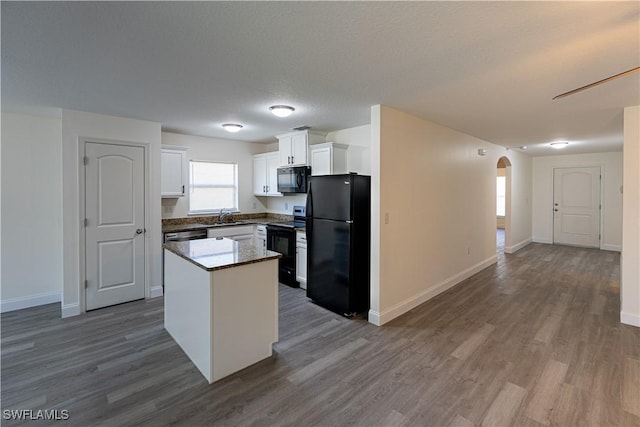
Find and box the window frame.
[496,175,506,217]
[188,160,239,215]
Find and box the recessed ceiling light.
[269,105,295,118]
[550,141,569,149]
[520,146,528,150]
[222,123,243,133]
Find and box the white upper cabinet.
[253,152,282,197]
[161,146,188,198]
[310,142,348,176]
[253,154,268,195]
[277,130,326,167]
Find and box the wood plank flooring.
[2,242,639,426]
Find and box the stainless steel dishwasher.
[164,229,208,243]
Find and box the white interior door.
[553,167,601,248]
[85,142,145,310]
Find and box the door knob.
[136,229,143,234]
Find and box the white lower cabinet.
[208,225,255,244]
[255,224,267,251]
[296,230,307,289]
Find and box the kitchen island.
[163,237,281,384]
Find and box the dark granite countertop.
[162,217,272,233]
[163,237,281,271]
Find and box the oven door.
[266,225,298,287]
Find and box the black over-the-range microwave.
[277,165,311,193]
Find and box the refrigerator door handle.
[306,183,313,217]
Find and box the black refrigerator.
[305,173,371,316]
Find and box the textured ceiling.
[2,2,639,155]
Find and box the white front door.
[553,167,601,248]
[85,142,145,310]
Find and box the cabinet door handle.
[266,185,269,192]
[182,185,185,194]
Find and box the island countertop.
[163,237,281,271]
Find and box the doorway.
[84,141,146,310]
[553,167,601,248]
[496,157,511,254]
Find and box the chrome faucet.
[219,208,233,223]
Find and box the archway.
[497,157,512,254]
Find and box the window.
[189,161,238,214]
[496,176,506,217]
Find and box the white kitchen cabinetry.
[255,225,267,251]
[310,142,348,176]
[253,152,282,196]
[277,130,326,167]
[207,225,255,244]
[161,146,188,198]
[296,230,307,289]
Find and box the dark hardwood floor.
[2,242,639,426]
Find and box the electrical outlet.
[384,213,390,224]
[467,247,471,255]
[252,202,257,209]
[285,202,289,210]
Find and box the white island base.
[164,248,279,384]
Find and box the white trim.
[621,311,640,327]
[505,238,532,254]
[61,302,80,318]
[601,244,621,252]
[1,292,61,313]
[150,285,164,299]
[532,237,553,244]
[369,255,497,326]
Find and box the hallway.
[1,243,638,426]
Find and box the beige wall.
[622,105,640,327]
[160,132,267,218]
[1,113,63,311]
[369,105,532,325]
[531,152,623,251]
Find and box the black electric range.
[266,206,306,287]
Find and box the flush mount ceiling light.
[269,105,295,118]
[550,141,569,149]
[222,123,243,133]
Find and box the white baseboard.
[368,310,382,326]
[371,255,497,326]
[621,311,640,327]
[150,285,164,298]
[601,244,622,252]
[532,237,553,244]
[61,303,80,318]
[505,238,532,254]
[0,292,61,313]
